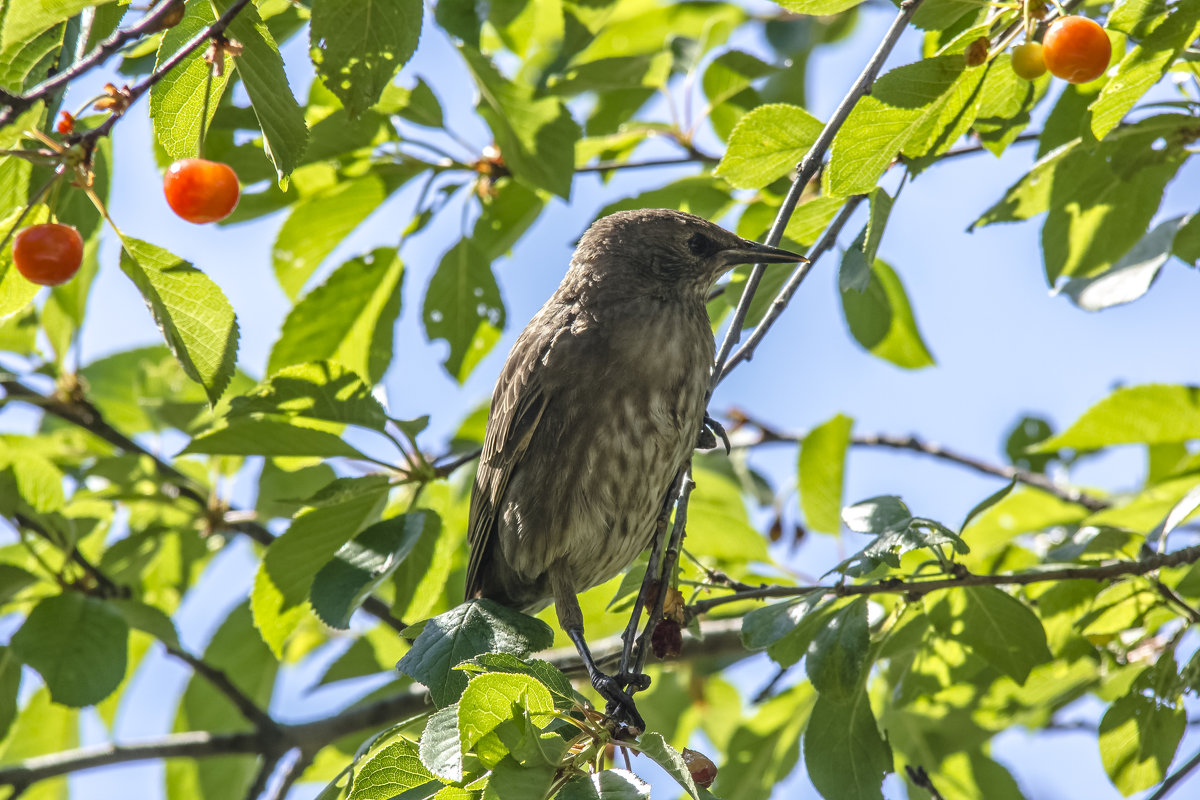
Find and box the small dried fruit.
[682,748,718,788]
[651,619,682,659]
[964,37,990,67]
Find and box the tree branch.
[163,646,279,733]
[688,543,1200,614]
[1146,742,1200,800]
[0,377,410,634]
[0,1,198,129]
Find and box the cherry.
[1011,43,1047,80]
[1042,16,1111,84]
[12,223,84,286]
[682,748,718,788]
[56,112,75,134]
[163,158,240,224]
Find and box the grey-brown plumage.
[465,208,805,727]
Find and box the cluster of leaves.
[0,0,1198,799]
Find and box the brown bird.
[465,208,805,726]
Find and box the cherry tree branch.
[0,377,409,634]
[688,543,1200,614]
[1147,742,1200,800]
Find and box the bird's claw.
[592,673,645,734]
[616,670,652,692]
[698,413,731,454]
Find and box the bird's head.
[569,209,807,303]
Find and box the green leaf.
[456,653,576,710]
[352,735,435,799]
[252,476,390,656]
[840,258,935,369]
[714,104,823,189]
[601,175,735,221]
[0,0,116,49]
[269,248,404,385]
[798,412,853,533]
[229,361,388,431]
[1055,215,1186,310]
[741,593,823,651]
[1036,384,1200,451]
[804,689,891,800]
[775,0,864,13]
[150,1,232,161]
[422,239,504,383]
[396,600,554,707]
[560,770,651,800]
[973,54,1048,156]
[0,688,78,800]
[1004,415,1055,472]
[376,78,444,127]
[10,593,129,707]
[215,0,308,179]
[685,465,770,566]
[418,704,462,781]
[110,598,181,649]
[0,647,21,741]
[1174,212,1200,266]
[1089,3,1200,140]
[472,179,545,260]
[547,53,672,95]
[836,496,967,575]
[702,50,774,109]
[929,586,1051,684]
[910,0,981,31]
[806,597,869,700]
[460,46,579,198]
[309,0,422,118]
[1099,692,1185,795]
[459,673,554,755]
[117,236,238,404]
[311,512,435,629]
[273,174,387,298]
[183,415,369,459]
[636,733,703,799]
[827,55,976,195]
[960,480,1015,532]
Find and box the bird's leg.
[552,566,646,733]
[698,412,731,454]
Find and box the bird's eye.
[687,233,715,257]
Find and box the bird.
[464,208,806,728]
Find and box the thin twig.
[689,543,1200,614]
[1146,743,1200,800]
[576,154,717,174]
[0,0,194,128]
[242,753,283,800]
[164,646,278,732]
[633,469,697,676]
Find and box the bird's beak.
[719,239,808,268]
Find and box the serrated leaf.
[840,258,934,369]
[150,1,232,160]
[269,248,404,385]
[1057,213,1185,311]
[182,415,369,459]
[714,103,823,189]
[974,54,1048,156]
[560,770,651,800]
[601,175,735,221]
[311,512,435,629]
[229,361,388,431]
[827,55,974,196]
[252,476,390,656]
[702,50,774,109]
[215,0,308,179]
[376,78,444,127]
[798,413,853,533]
[10,593,129,707]
[1036,384,1200,452]
[1089,4,1200,140]
[351,735,435,800]
[459,673,554,755]
[0,0,116,49]
[806,597,869,700]
[273,174,387,298]
[930,586,1051,684]
[419,704,463,781]
[309,0,422,118]
[0,688,77,800]
[460,46,579,198]
[636,733,703,799]
[804,689,890,800]
[775,0,864,13]
[1099,691,1185,795]
[117,236,238,404]
[396,600,554,707]
[456,653,576,709]
[422,239,504,383]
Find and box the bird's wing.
[464,331,552,599]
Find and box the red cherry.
[163,158,240,224]
[13,223,84,286]
[1043,16,1111,84]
